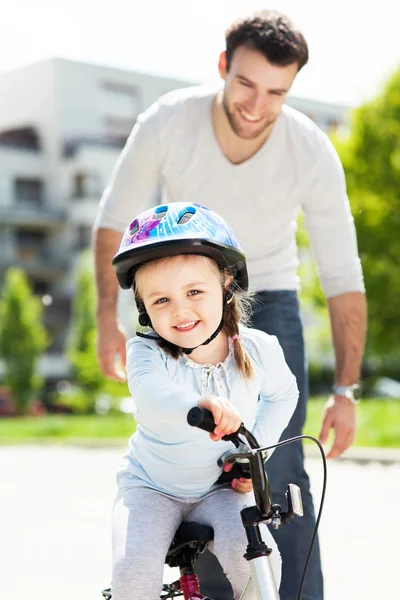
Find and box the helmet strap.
[135,284,236,355]
[181,284,235,354]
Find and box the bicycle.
[102,406,326,600]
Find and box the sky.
[2,0,400,106]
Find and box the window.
[0,127,41,150]
[16,228,46,247]
[100,81,142,141]
[14,178,43,207]
[15,229,47,263]
[32,280,50,295]
[103,116,136,143]
[73,172,100,198]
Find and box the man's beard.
[222,96,276,139]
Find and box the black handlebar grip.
[187,407,216,433]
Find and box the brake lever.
[217,444,253,467]
[217,444,253,483]
[216,462,251,483]
[220,432,244,447]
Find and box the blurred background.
[0,2,399,597]
[0,0,399,421]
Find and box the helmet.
[113,202,248,291]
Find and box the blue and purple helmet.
[113,202,248,291]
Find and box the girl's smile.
[173,320,200,332]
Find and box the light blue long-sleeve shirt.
[117,327,299,498]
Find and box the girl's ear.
[138,312,151,327]
[135,293,152,328]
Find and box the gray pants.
[112,485,281,600]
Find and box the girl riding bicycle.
[111,202,299,599]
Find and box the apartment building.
[0,58,349,379]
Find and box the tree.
[68,257,104,401]
[0,268,48,414]
[332,65,400,368]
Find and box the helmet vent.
[129,220,139,236]
[153,205,168,220]
[177,207,196,225]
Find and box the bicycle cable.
[257,435,327,600]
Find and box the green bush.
[0,268,48,414]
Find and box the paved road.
[1,446,398,599]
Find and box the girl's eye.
[154,297,168,305]
[188,290,202,297]
[239,81,251,87]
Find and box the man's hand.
[319,394,357,459]
[96,319,127,382]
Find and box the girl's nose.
[173,301,190,317]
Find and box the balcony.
[0,202,67,229]
[0,247,69,280]
[0,126,41,151]
[69,195,101,226]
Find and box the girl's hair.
[222,288,255,379]
[135,258,254,379]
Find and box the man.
[93,10,367,600]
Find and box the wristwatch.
[332,384,361,404]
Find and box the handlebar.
[187,406,218,433]
[187,406,272,516]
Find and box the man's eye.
[154,297,168,305]
[188,290,201,296]
[239,81,251,87]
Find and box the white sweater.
[118,329,298,497]
[95,86,364,297]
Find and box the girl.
[111,202,298,599]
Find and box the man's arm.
[92,100,163,380]
[93,227,127,381]
[319,291,367,458]
[301,132,367,457]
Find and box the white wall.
[54,58,195,140]
[0,148,47,206]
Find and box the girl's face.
[136,255,229,349]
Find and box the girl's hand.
[198,396,242,442]
[223,464,254,493]
[232,478,253,493]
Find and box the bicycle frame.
[185,407,303,600]
[103,409,303,600]
[241,558,279,600]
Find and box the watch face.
[352,385,361,401]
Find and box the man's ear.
[218,51,227,80]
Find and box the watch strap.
[332,384,361,404]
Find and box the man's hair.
[225,10,309,72]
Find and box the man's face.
[219,45,298,139]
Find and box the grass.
[0,412,137,445]
[304,397,400,448]
[0,398,399,448]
